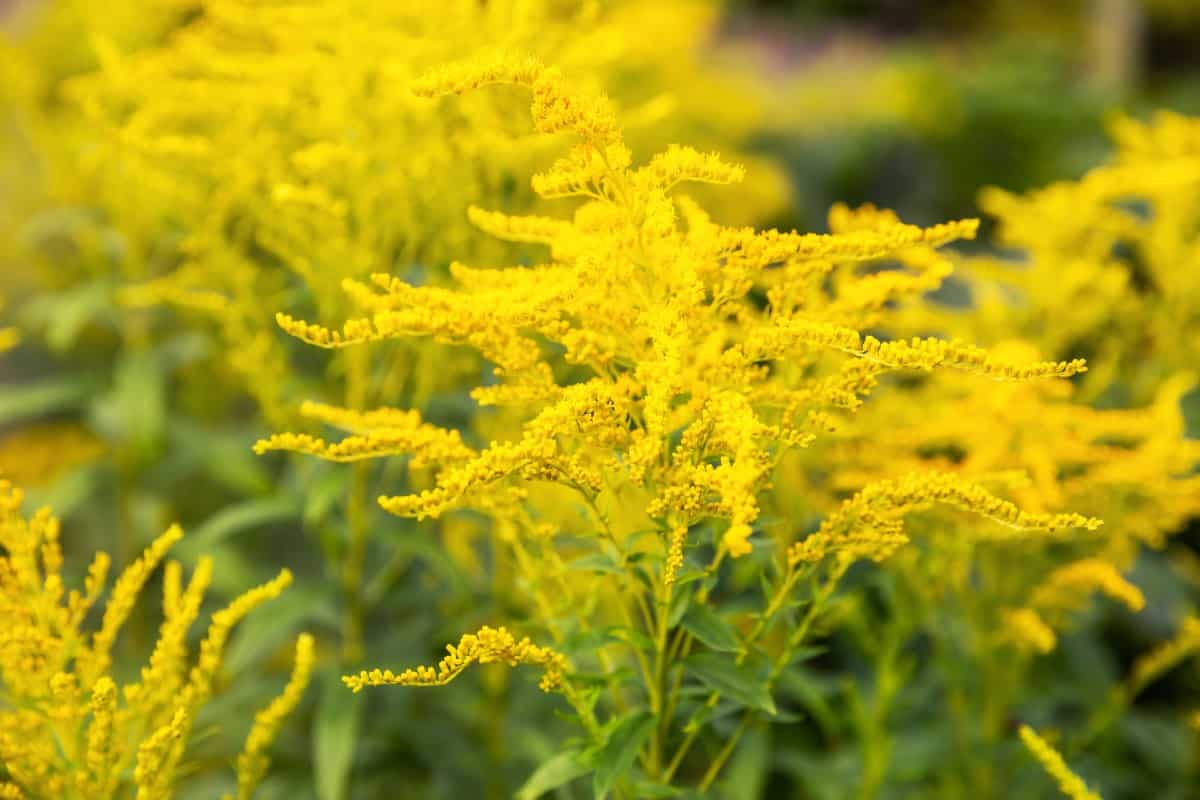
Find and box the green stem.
[340,345,370,664]
[697,714,751,793]
[667,562,839,786]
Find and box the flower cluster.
[0,481,311,799]
[261,53,1111,792]
[343,625,568,695]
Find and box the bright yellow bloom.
[1018,725,1102,800]
[250,48,1141,794]
[254,400,472,468]
[134,708,189,800]
[1002,609,1058,654]
[788,472,1101,567]
[232,634,317,800]
[83,677,119,797]
[82,524,184,686]
[945,111,1200,405]
[270,55,1092,565]
[663,525,688,588]
[0,480,310,799]
[1031,559,1145,614]
[1128,617,1200,696]
[18,0,788,431]
[344,625,568,694]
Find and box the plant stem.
[697,714,751,792]
[341,344,370,664]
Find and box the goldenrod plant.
[255,54,1158,796]
[0,480,312,798]
[5,3,1200,798]
[933,110,1200,405]
[831,110,1200,794]
[2,4,791,796]
[1019,725,1101,800]
[1,0,792,679]
[6,0,788,425]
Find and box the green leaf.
[610,627,655,652]
[25,463,100,521]
[671,569,707,587]
[685,652,776,715]
[722,722,769,800]
[177,496,300,559]
[515,750,590,800]
[593,710,655,800]
[667,585,690,628]
[314,673,362,800]
[225,584,333,675]
[627,780,684,797]
[168,421,273,496]
[566,551,622,575]
[92,351,165,460]
[30,278,116,352]
[681,605,742,653]
[776,668,838,736]
[0,376,96,426]
[303,466,348,528]
[683,701,715,734]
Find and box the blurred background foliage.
[1,0,1198,798]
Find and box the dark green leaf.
[225,584,333,675]
[667,585,690,628]
[681,605,742,653]
[566,551,623,575]
[0,376,96,426]
[722,722,769,800]
[303,467,348,528]
[315,674,361,800]
[776,668,838,736]
[685,652,776,715]
[515,750,590,800]
[672,569,707,587]
[610,627,655,652]
[178,496,300,559]
[168,421,273,496]
[593,710,655,800]
[627,780,684,797]
[92,351,165,459]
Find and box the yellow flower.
[1031,559,1145,614]
[233,633,317,800]
[788,472,1101,567]
[1128,617,1200,696]
[1002,608,1057,654]
[0,480,310,798]
[344,625,568,694]
[1018,725,1102,800]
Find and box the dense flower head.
[9,0,791,428]
[343,625,568,694]
[932,110,1200,404]
[267,53,1095,568]
[1019,725,1102,800]
[254,65,1120,797]
[0,481,311,799]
